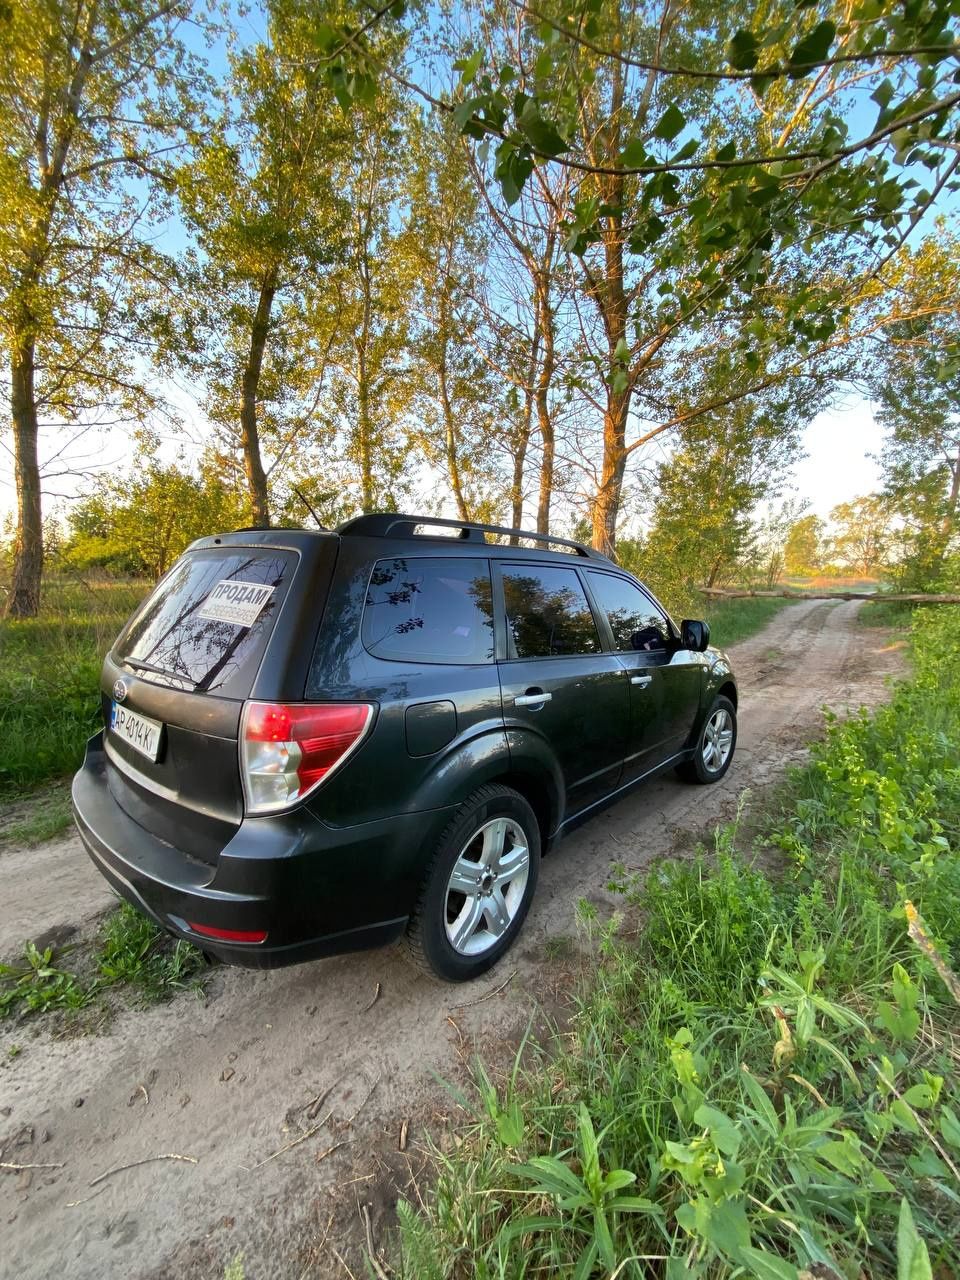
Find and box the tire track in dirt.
[0,600,908,1280]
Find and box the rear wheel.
[405,784,540,982]
[676,695,737,784]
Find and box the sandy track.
[0,600,907,1280]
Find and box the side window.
[587,572,672,653]
[501,564,601,658]
[362,558,494,664]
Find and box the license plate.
[110,703,163,762]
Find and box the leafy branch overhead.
[325,0,960,271]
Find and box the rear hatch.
[101,539,329,864]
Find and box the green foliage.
[857,598,914,629]
[397,612,960,1277]
[779,607,960,955]
[0,904,207,1022]
[630,364,821,597]
[0,577,148,794]
[783,515,825,577]
[867,234,960,592]
[828,494,892,576]
[65,459,248,579]
[444,1,959,261]
[700,596,798,650]
[0,942,93,1018]
[96,903,206,1001]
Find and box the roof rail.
[336,513,608,560]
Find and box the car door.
[585,570,702,779]
[496,561,629,815]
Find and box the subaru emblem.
[113,678,128,703]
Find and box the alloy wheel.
[702,707,734,772]
[444,817,531,956]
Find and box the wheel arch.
[493,729,565,849]
[717,679,738,709]
[482,765,559,850]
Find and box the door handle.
[631,674,653,688]
[515,689,552,707]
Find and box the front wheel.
[405,784,541,982]
[676,695,737,784]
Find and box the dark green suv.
[72,515,738,981]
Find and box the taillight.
[240,701,374,815]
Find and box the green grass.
[397,609,960,1280]
[0,783,74,848]
[0,903,208,1021]
[857,598,916,629]
[700,594,797,649]
[0,576,149,797]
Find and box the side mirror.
[681,619,711,652]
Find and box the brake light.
[187,922,268,944]
[241,701,374,814]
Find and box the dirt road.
[0,600,906,1280]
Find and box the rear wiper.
[122,657,194,686]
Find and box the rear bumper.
[72,733,454,969]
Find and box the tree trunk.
[591,391,630,558]
[6,337,44,618]
[508,384,533,543]
[510,447,526,536]
[355,210,377,514]
[589,162,631,558]
[508,314,541,544]
[357,359,374,513]
[239,273,277,527]
[534,267,556,535]
[939,444,960,549]
[438,342,469,520]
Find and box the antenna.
[293,485,326,531]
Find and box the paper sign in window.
[197,580,275,628]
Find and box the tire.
[676,695,737,785]
[405,784,541,982]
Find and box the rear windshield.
[114,548,297,697]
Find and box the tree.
[784,514,825,577]
[174,0,353,528]
[828,494,891,576]
[66,456,248,579]
[402,109,504,521]
[0,0,205,616]
[867,232,960,587]
[629,357,814,607]
[742,498,810,588]
[335,119,413,513]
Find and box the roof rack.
[336,513,607,560]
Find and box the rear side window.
[501,564,601,658]
[587,572,672,652]
[362,557,494,664]
[115,548,297,696]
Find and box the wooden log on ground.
[697,588,960,604]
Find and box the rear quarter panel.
[304,539,511,825]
